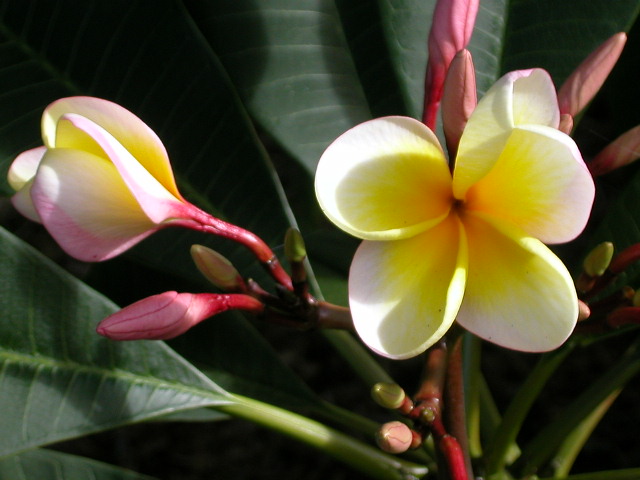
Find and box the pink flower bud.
[558,114,574,135]
[589,125,640,176]
[558,33,627,117]
[441,49,477,157]
[97,291,264,341]
[375,421,415,454]
[423,0,479,129]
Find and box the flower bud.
[589,125,640,177]
[558,32,627,117]
[375,421,414,454]
[423,0,480,128]
[190,244,246,291]
[371,382,406,410]
[583,242,614,277]
[558,114,574,135]
[97,291,264,341]
[442,49,477,157]
[284,228,307,263]
[609,243,640,274]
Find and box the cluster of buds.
[370,338,470,480]
[576,242,640,333]
[98,228,354,340]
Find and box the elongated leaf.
[0,449,157,480]
[0,227,230,457]
[183,0,372,175]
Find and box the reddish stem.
[171,205,293,291]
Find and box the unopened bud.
[583,242,614,277]
[284,228,307,263]
[558,32,627,117]
[371,382,406,410]
[609,243,640,274]
[442,49,477,157]
[190,245,245,291]
[578,300,591,322]
[376,421,414,454]
[558,113,574,135]
[97,291,264,341]
[589,125,640,176]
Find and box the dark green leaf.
[0,227,229,457]
[0,449,157,480]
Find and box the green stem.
[517,339,640,477]
[484,343,575,475]
[551,389,621,478]
[462,333,482,458]
[217,394,428,480]
[322,329,394,386]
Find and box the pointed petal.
[466,125,594,243]
[349,215,467,359]
[315,116,452,240]
[42,96,182,198]
[57,114,186,223]
[454,69,559,198]
[31,148,159,261]
[8,147,47,222]
[457,214,578,352]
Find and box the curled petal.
[315,116,452,241]
[30,148,160,261]
[466,125,594,243]
[57,114,187,223]
[42,96,182,198]
[589,124,640,176]
[558,33,627,117]
[457,214,578,352]
[454,69,559,199]
[97,291,265,341]
[349,215,467,359]
[8,147,47,222]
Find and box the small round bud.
[371,382,406,410]
[583,242,614,277]
[577,300,591,322]
[284,228,307,263]
[190,245,245,291]
[376,421,413,454]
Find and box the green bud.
[190,244,244,291]
[284,228,307,263]
[371,382,406,410]
[583,242,614,277]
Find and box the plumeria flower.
[315,69,595,359]
[7,96,291,288]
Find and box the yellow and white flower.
[315,69,595,359]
